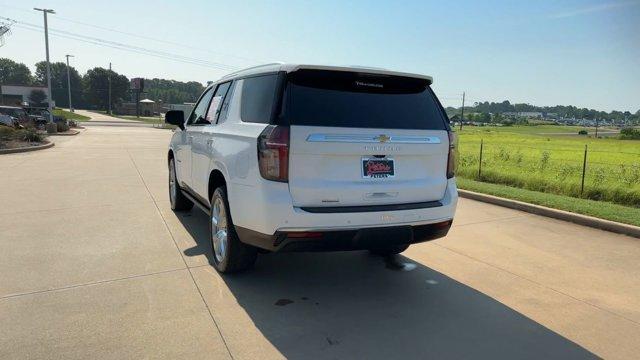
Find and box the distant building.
[164,102,195,116]
[115,98,159,116]
[502,111,543,118]
[518,111,543,118]
[0,85,50,106]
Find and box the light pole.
[34,8,55,123]
[459,91,466,131]
[65,54,74,112]
[108,62,112,115]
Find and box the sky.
[0,0,638,112]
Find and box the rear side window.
[240,74,279,123]
[286,69,447,130]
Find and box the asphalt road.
[1,120,639,359]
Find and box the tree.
[0,58,33,85]
[35,61,83,108]
[28,89,47,106]
[82,67,129,110]
[144,78,205,104]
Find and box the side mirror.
[165,110,185,130]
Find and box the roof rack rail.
[346,65,388,71]
[220,62,284,79]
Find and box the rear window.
[285,69,447,130]
[240,74,279,124]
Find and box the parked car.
[0,106,30,127]
[166,64,458,273]
[24,107,67,128]
[0,114,17,127]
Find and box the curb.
[458,189,640,239]
[48,129,81,136]
[0,141,54,155]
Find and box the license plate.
[362,157,395,178]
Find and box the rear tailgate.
[283,68,451,208]
[289,126,449,207]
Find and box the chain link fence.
[457,139,640,207]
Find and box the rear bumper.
[229,178,458,236]
[236,220,452,252]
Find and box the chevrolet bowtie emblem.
[375,135,391,143]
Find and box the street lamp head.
[33,8,55,14]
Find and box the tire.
[210,186,257,273]
[369,244,410,256]
[169,158,193,211]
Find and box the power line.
[0,4,263,64]
[12,20,238,70]
[10,21,240,71]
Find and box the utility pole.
[34,8,55,123]
[459,91,466,131]
[108,62,112,115]
[594,116,599,138]
[65,54,74,112]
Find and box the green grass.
[459,124,617,135]
[456,126,640,207]
[115,115,165,124]
[52,109,90,121]
[458,178,640,227]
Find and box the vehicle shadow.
[178,211,595,360]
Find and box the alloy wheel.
[211,197,228,263]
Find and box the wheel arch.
[208,168,227,203]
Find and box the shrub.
[56,121,70,132]
[0,126,15,141]
[578,130,588,135]
[619,127,640,140]
[14,128,44,142]
[0,127,44,143]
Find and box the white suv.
[166,64,458,273]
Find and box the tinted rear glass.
[240,74,279,124]
[285,69,447,130]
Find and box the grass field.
[52,109,91,121]
[114,115,175,128]
[458,178,640,227]
[456,125,640,207]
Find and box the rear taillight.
[258,125,289,182]
[446,131,458,179]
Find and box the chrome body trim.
[276,216,454,233]
[306,133,441,144]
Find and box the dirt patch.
[0,140,46,149]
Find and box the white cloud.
[549,1,639,19]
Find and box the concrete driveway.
[73,109,155,127]
[1,122,638,359]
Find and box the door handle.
[206,139,214,147]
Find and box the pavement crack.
[126,149,235,360]
[452,214,530,228]
[1,267,186,300]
